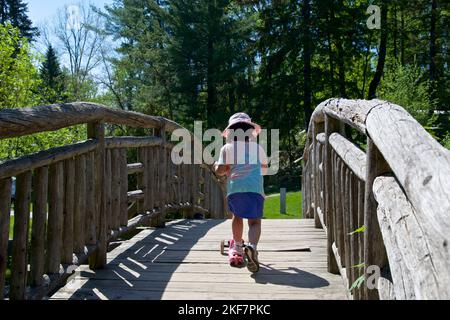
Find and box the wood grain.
[10,171,31,300]
[0,178,11,299]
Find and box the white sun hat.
[222,112,262,138]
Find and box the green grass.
[8,215,33,240]
[9,215,14,239]
[263,191,302,219]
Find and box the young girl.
[214,113,268,273]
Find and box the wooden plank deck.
[51,219,347,300]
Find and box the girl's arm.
[214,162,230,176]
[261,164,269,176]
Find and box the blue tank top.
[217,141,267,197]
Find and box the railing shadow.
[251,263,330,289]
[61,219,225,300]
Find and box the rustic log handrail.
[0,102,227,300]
[303,98,450,300]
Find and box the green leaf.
[349,275,365,292]
[351,262,365,269]
[349,225,365,235]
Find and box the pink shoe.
[228,239,245,267]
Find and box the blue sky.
[26,0,114,24]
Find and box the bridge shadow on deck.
[55,219,332,300]
[251,264,329,289]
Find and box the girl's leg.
[245,218,261,273]
[248,219,261,249]
[232,215,244,243]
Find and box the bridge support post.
[151,126,166,228]
[189,164,198,219]
[312,121,324,228]
[324,115,339,274]
[363,139,389,300]
[87,121,107,269]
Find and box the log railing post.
[30,168,48,287]
[62,159,75,264]
[190,165,199,218]
[73,155,86,253]
[363,138,390,299]
[0,178,12,300]
[10,171,32,300]
[137,147,148,214]
[151,126,166,228]
[111,149,121,232]
[45,164,64,276]
[87,121,107,269]
[119,149,128,227]
[324,114,339,274]
[85,153,97,244]
[312,121,324,228]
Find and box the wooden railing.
[0,102,227,300]
[302,98,450,300]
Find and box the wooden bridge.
[0,99,449,300]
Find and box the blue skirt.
[227,192,265,219]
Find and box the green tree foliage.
[99,0,448,163]
[0,24,85,160]
[1,1,449,163]
[104,0,257,129]
[39,45,68,104]
[0,23,40,109]
[378,63,436,126]
[0,0,38,40]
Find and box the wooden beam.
[363,139,389,300]
[0,140,98,180]
[105,136,162,149]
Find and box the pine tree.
[0,0,38,40]
[39,45,67,104]
[0,0,7,23]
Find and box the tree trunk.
[361,33,373,99]
[207,37,217,127]
[0,0,7,24]
[368,1,388,99]
[400,6,405,66]
[330,1,347,98]
[429,0,437,110]
[393,3,398,60]
[302,0,313,128]
[327,31,336,96]
[326,1,336,96]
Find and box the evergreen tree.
[0,0,38,40]
[39,45,67,104]
[102,0,449,156]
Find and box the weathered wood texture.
[46,163,64,274]
[0,178,11,299]
[51,219,347,300]
[324,115,339,274]
[105,136,162,149]
[62,160,75,264]
[366,102,450,244]
[329,133,366,181]
[0,102,245,300]
[303,98,450,300]
[31,167,48,287]
[0,140,98,180]
[10,171,32,299]
[363,139,389,300]
[0,102,162,138]
[373,176,450,299]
